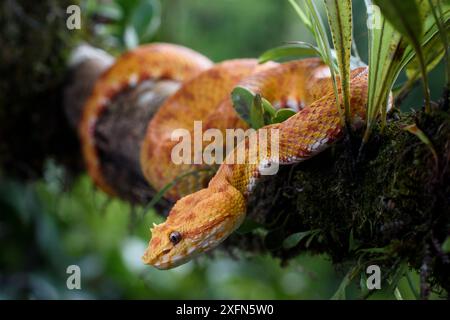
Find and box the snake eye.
[169,231,182,245]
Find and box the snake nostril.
[161,249,170,255]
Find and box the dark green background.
[0,0,445,299]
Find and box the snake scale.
[80,43,369,269]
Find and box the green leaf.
[236,219,264,235]
[373,0,423,42]
[231,86,254,126]
[373,0,431,112]
[129,0,161,42]
[405,31,447,82]
[331,265,361,300]
[259,43,321,63]
[404,123,438,165]
[365,0,450,142]
[272,108,297,124]
[304,0,343,125]
[364,0,408,141]
[93,3,123,20]
[261,98,277,117]
[386,262,408,295]
[325,0,353,124]
[305,231,319,248]
[232,87,275,127]
[288,0,313,32]
[282,230,315,249]
[401,6,450,95]
[357,247,389,254]
[442,237,450,253]
[394,287,404,300]
[428,0,450,89]
[332,274,351,300]
[250,94,266,129]
[124,24,139,49]
[401,3,450,70]
[260,43,365,68]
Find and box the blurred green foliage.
[1,0,446,299]
[85,0,161,50]
[0,163,344,299]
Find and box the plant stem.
[305,0,345,127]
[406,272,420,300]
[416,49,432,113]
[430,0,450,91]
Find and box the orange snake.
[79,43,212,197]
[80,43,369,270]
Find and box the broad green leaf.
[282,230,315,249]
[262,98,277,117]
[272,108,297,124]
[232,87,275,127]
[325,0,353,123]
[231,86,254,126]
[259,43,321,63]
[129,0,161,42]
[250,94,266,129]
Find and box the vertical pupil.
[170,231,181,244]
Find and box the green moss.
[233,110,450,297]
[0,0,82,179]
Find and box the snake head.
[142,184,246,269]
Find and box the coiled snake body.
[141,55,369,270]
[80,44,369,270]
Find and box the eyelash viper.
[79,43,369,270]
[141,56,369,270]
[79,43,212,198]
